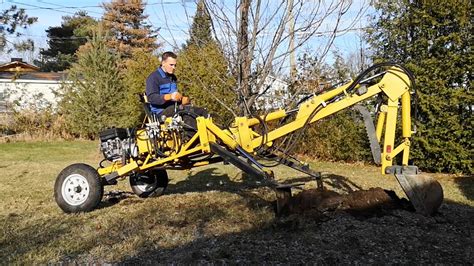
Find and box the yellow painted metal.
[192,161,210,167]
[139,146,203,172]
[143,154,151,165]
[319,81,352,102]
[402,139,410,165]
[376,105,387,142]
[182,132,199,151]
[117,160,139,176]
[136,129,151,155]
[378,67,411,102]
[381,99,399,173]
[205,119,239,150]
[308,85,381,123]
[236,117,253,152]
[197,117,210,153]
[391,141,406,158]
[401,91,412,138]
[390,139,410,166]
[97,162,120,175]
[251,84,383,147]
[247,109,287,126]
[207,118,217,143]
[295,96,324,120]
[98,66,417,179]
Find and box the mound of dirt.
[280,187,411,217]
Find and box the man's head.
[161,51,177,74]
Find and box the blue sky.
[1,0,373,66]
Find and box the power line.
[17,33,89,40]
[7,0,79,15]
[36,0,103,15]
[7,0,195,24]
[7,0,193,11]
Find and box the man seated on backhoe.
[145,51,208,135]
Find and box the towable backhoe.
[54,63,444,216]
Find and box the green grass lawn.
[0,141,471,263]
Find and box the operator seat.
[138,93,159,123]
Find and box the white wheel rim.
[61,174,90,206]
[135,175,157,192]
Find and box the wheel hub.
[61,174,90,206]
[134,174,157,192]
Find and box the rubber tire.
[54,163,104,213]
[130,169,169,198]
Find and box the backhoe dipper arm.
[220,66,442,216]
[244,67,413,174]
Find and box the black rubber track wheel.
[54,163,104,213]
[130,169,169,198]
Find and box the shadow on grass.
[454,175,473,201]
[323,174,363,192]
[120,199,474,265]
[98,168,370,212]
[98,191,136,209]
[4,167,472,264]
[167,167,258,194]
[167,168,363,195]
[1,198,232,264]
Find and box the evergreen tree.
[178,43,237,125]
[0,5,37,53]
[292,52,371,162]
[36,11,97,72]
[186,0,213,48]
[178,0,237,125]
[367,0,472,173]
[120,50,160,127]
[102,0,158,57]
[59,28,125,138]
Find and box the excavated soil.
[123,188,473,264]
[279,187,408,217]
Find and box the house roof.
[0,72,67,81]
[0,60,40,72]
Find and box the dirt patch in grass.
[121,193,472,265]
[281,187,410,217]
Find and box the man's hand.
[164,91,182,102]
[181,96,190,105]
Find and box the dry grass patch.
[0,141,472,263]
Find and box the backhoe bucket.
[394,171,443,216]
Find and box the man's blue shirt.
[145,67,178,114]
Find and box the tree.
[102,0,158,58]
[177,0,237,126]
[119,50,160,127]
[291,52,371,162]
[0,5,37,53]
[185,0,213,48]
[367,0,473,173]
[59,28,125,138]
[178,43,238,125]
[203,0,367,115]
[36,11,97,72]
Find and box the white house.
[253,75,291,111]
[0,59,65,113]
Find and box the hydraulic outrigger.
[54,63,444,215]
